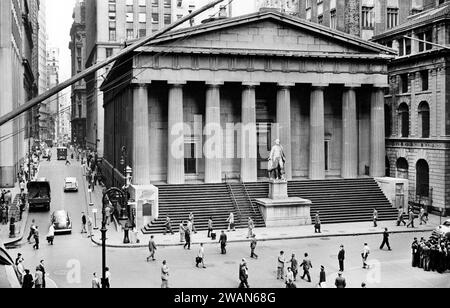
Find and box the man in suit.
[219,231,228,254]
[250,234,258,259]
[373,208,378,227]
[314,212,321,233]
[407,209,415,228]
[338,245,345,272]
[380,228,392,251]
[397,208,406,226]
[37,260,46,288]
[411,238,420,267]
[335,272,346,288]
[300,253,313,283]
[239,259,249,288]
[147,236,157,262]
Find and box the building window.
[109,29,116,41]
[330,9,337,29]
[126,29,134,40]
[184,142,197,174]
[362,6,374,29]
[164,14,171,25]
[400,74,409,93]
[318,14,323,24]
[385,104,392,137]
[164,0,171,7]
[106,48,113,58]
[398,103,410,138]
[396,158,409,180]
[418,30,433,52]
[418,102,430,138]
[152,13,159,23]
[387,7,399,29]
[324,140,330,171]
[420,70,429,91]
[416,160,430,197]
[139,29,146,38]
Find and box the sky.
[45,0,256,82]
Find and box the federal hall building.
[101,9,406,228]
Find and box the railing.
[225,175,243,226]
[240,176,258,217]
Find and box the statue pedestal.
[256,180,312,227]
[130,185,159,230]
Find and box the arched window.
[416,160,430,197]
[418,102,430,138]
[396,158,409,179]
[385,105,392,137]
[398,103,409,138]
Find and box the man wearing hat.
[239,259,249,288]
[335,272,346,288]
[338,245,345,272]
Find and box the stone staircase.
[142,183,265,234]
[245,178,399,224]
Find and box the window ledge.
[416,90,432,95]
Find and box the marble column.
[370,87,386,177]
[204,82,223,183]
[241,82,259,183]
[167,81,186,184]
[132,84,151,185]
[341,85,359,179]
[309,85,326,180]
[277,83,294,180]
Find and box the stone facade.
[101,11,394,188]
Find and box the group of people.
[14,254,48,289]
[0,190,13,225]
[411,236,450,274]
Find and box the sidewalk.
[91,214,442,249]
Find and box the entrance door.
[257,122,272,178]
[395,183,405,209]
[184,141,197,175]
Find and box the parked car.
[51,210,72,234]
[433,219,450,239]
[64,177,79,192]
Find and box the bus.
[57,147,68,161]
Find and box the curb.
[90,227,436,249]
[3,207,29,247]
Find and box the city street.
[5,155,449,289]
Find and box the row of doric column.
[131,82,386,185]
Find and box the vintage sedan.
[433,219,450,239]
[63,177,78,192]
[51,210,72,234]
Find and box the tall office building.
[46,47,60,142]
[69,0,87,148]
[38,0,51,142]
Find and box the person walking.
[335,272,346,289]
[226,212,235,232]
[87,216,93,238]
[407,209,416,228]
[147,236,157,262]
[184,225,191,250]
[164,216,174,235]
[239,259,249,288]
[300,253,313,283]
[319,266,326,288]
[277,251,286,280]
[207,217,213,238]
[373,208,378,227]
[16,258,25,283]
[219,231,228,255]
[338,245,345,272]
[22,270,34,289]
[15,253,24,266]
[27,219,36,243]
[380,228,392,251]
[419,207,428,225]
[33,226,40,250]
[247,217,255,239]
[196,243,207,268]
[250,234,258,259]
[92,273,101,288]
[81,212,87,234]
[362,243,370,269]
[161,261,170,288]
[189,212,197,234]
[104,267,111,288]
[37,260,46,288]
[397,208,406,226]
[179,221,185,243]
[314,212,321,233]
[290,254,298,281]
[47,224,55,245]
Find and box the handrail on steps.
[240,176,258,217]
[225,174,243,226]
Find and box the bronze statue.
[268,139,286,180]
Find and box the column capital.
[131,80,152,86]
[205,81,224,87]
[278,82,295,88]
[242,81,260,88]
[311,83,329,89]
[168,80,187,86]
[344,84,361,89]
[373,84,390,90]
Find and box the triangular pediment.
[145,11,395,57]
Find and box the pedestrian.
[47,224,55,245]
[33,226,40,250]
[247,217,255,239]
[34,266,44,289]
[161,261,169,288]
[15,253,24,266]
[27,219,36,243]
[338,245,345,272]
[184,224,191,250]
[239,259,249,288]
[250,234,258,259]
[362,243,370,269]
[319,265,326,288]
[19,180,26,194]
[380,228,392,251]
[397,208,406,226]
[104,267,111,288]
[87,216,93,238]
[361,282,367,288]
[16,258,25,283]
[187,219,194,236]
[300,253,313,283]
[226,212,235,232]
[92,273,101,288]
[164,216,174,235]
[207,217,213,238]
[419,207,428,225]
[314,212,321,233]
[147,235,157,262]
[285,267,296,288]
[407,209,415,228]
[335,272,346,289]
[219,231,228,254]
[373,208,378,227]
[196,243,206,268]
[179,221,185,243]
[189,212,197,234]
[37,260,46,288]
[290,254,298,281]
[411,237,420,267]
[81,212,87,234]
[277,251,286,280]
[22,269,34,289]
